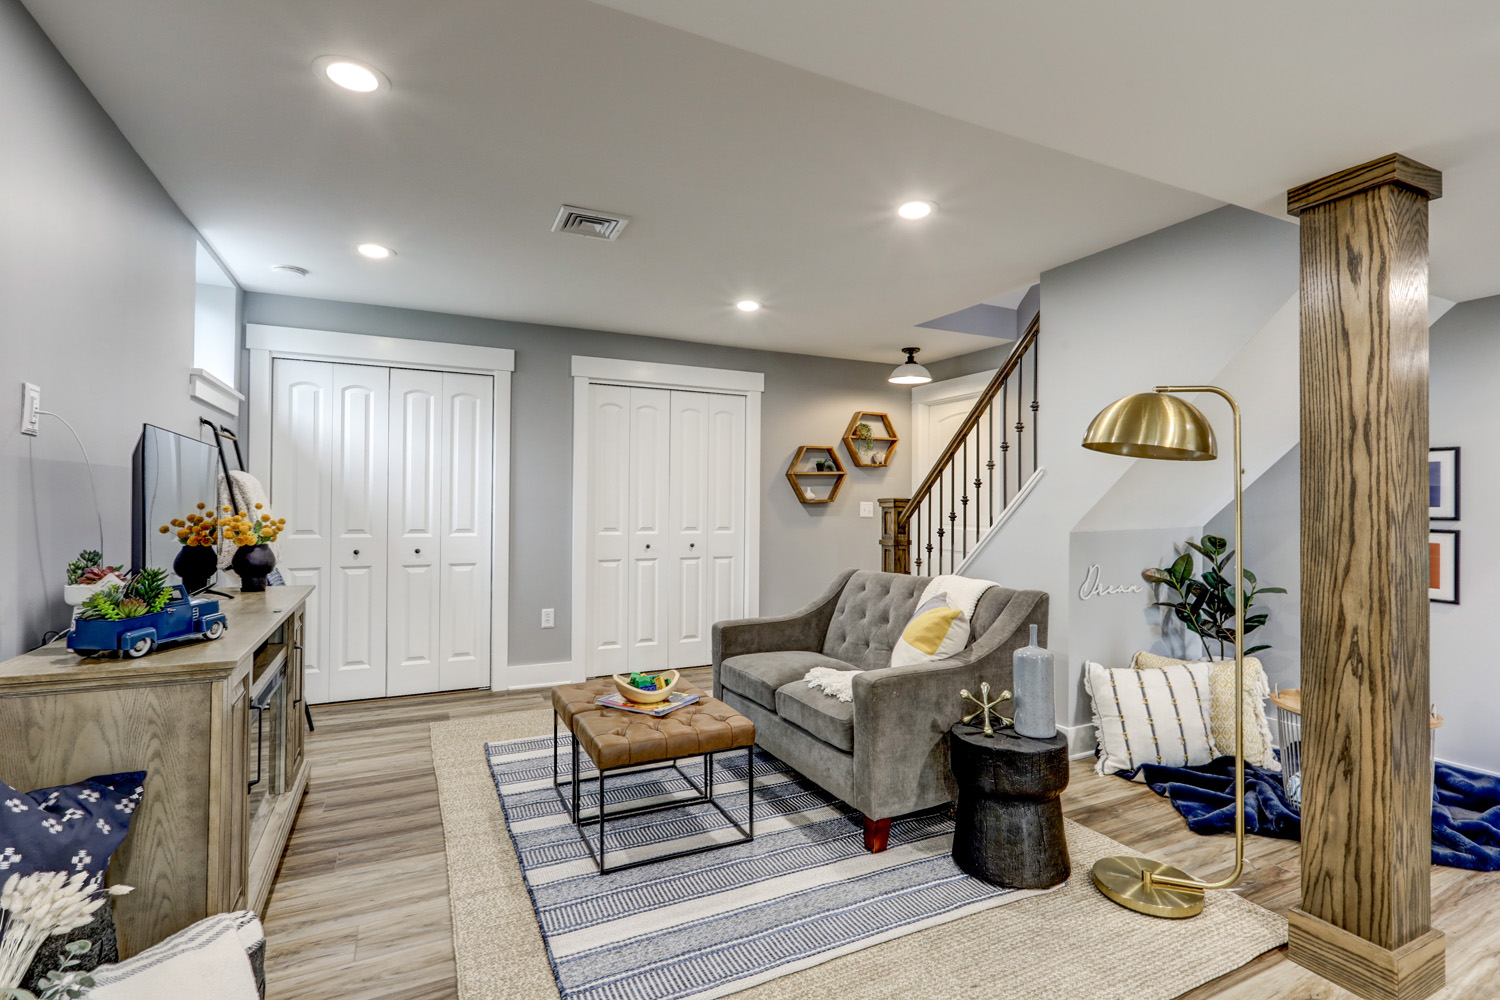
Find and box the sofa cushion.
[720,650,855,710]
[775,681,855,752]
[821,570,928,670]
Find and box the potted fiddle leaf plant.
[1142,534,1286,661]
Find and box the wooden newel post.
[1286,154,1445,1000]
[878,498,910,573]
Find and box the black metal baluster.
[987,399,996,525]
[973,419,984,542]
[1031,338,1040,475]
[1014,350,1025,493]
[936,476,945,574]
[925,495,934,575]
[960,438,969,561]
[912,505,921,574]
[1000,381,1010,510]
[947,462,957,571]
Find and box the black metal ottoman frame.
[551,710,754,873]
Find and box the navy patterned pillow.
[0,771,146,882]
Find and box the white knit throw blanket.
[920,574,998,621]
[805,666,858,702]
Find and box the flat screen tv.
[132,424,220,577]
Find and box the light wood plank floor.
[262,671,1500,1000]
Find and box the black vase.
[231,544,276,593]
[173,544,218,595]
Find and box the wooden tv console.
[0,587,311,956]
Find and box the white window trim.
[570,355,763,683]
[189,367,245,417]
[247,323,514,691]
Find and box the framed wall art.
[1429,529,1459,605]
[1429,446,1460,521]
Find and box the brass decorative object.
[959,681,1013,736]
[1081,384,1246,920]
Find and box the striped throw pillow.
[1132,651,1276,769]
[1084,660,1216,776]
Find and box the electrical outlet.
[541,608,555,629]
[859,501,875,518]
[19,383,40,436]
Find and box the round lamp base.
[1091,855,1205,919]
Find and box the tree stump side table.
[948,722,1070,888]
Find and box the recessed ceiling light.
[314,56,389,93]
[736,299,761,313]
[897,200,935,220]
[271,264,309,278]
[356,243,395,260]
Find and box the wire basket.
[1270,688,1441,810]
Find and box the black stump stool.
[948,723,1070,888]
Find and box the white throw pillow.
[1132,651,1277,770]
[889,592,970,668]
[1084,660,1216,776]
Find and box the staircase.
[881,313,1041,575]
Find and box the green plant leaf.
[1141,567,1173,585]
[1256,586,1288,595]
[1170,552,1193,585]
[1240,567,1257,585]
[1202,534,1227,555]
[1244,644,1271,655]
[1184,539,1207,557]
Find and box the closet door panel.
[587,384,631,677]
[439,373,493,691]
[387,369,443,696]
[271,359,332,705]
[668,391,709,669]
[705,394,747,628]
[328,365,389,702]
[627,387,671,673]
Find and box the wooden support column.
[878,497,910,573]
[1286,154,1444,1000]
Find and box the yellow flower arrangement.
[161,501,287,547]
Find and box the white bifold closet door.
[272,359,492,703]
[586,384,745,676]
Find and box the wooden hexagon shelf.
[786,446,846,504]
[843,411,899,467]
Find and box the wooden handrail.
[898,312,1039,529]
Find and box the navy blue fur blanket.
[1120,756,1500,871]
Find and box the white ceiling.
[587,0,1500,304]
[22,0,1222,362]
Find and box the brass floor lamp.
[1081,385,1246,919]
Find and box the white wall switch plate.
[541,608,555,629]
[19,383,40,436]
[859,501,875,518]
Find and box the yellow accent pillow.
[890,594,969,667]
[1132,650,1276,768]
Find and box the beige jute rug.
[432,710,1287,1000]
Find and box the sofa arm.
[711,569,855,698]
[850,589,1048,820]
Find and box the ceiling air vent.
[551,205,631,241]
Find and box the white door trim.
[571,356,763,682]
[248,324,513,692]
[909,369,997,494]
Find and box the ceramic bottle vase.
[1012,624,1057,739]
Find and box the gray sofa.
[712,569,1048,851]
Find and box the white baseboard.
[1436,756,1500,779]
[501,660,583,691]
[1059,722,1097,761]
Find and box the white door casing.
[586,383,631,678]
[438,372,494,691]
[270,359,332,704]
[911,369,997,570]
[328,364,389,702]
[387,368,443,697]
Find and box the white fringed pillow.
[1084,660,1216,776]
[1132,651,1277,770]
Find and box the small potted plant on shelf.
[852,422,875,462]
[159,503,221,594]
[62,551,126,607]
[68,568,227,658]
[219,504,285,593]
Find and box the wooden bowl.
[613,670,679,704]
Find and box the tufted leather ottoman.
[573,698,755,770]
[559,690,756,873]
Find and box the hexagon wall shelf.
[786,445,846,504]
[843,411,899,467]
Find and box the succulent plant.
[114,598,149,619]
[77,586,126,621]
[78,565,123,585]
[125,567,170,612]
[65,550,103,586]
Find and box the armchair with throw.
[712,569,1049,852]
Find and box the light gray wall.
[923,283,1040,383]
[242,293,912,667]
[961,205,1299,734]
[1069,526,1200,674]
[1204,445,1301,695]
[1426,297,1500,774]
[0,0,234,659]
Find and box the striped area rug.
[488,734,1060,1000]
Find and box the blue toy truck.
[68,587,228,658]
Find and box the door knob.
[415,548,421,555]
[690,543,696,549]
[645,543,651,550]
[353,549,360,557]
